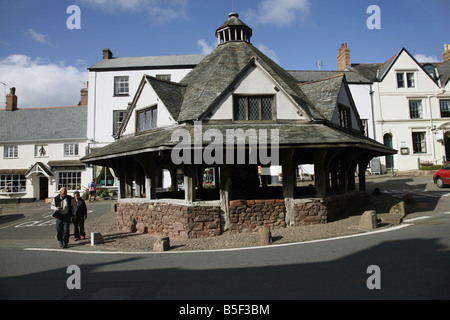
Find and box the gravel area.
[79,209,381,253]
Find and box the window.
[58,172,81,191]
[409,100,423,119]
[397,72,415,88]
[3,145,18,158]
[113,110,126,135]
[137,107,157,132]
[338,105,352,128]
[233,96,274,121]
[440,100,450,118]
[361,119,369,137]
[114,76,129,96]
[156,74,171,81]
[64,144,79,156]
[406,73,415,88]
[412,132,427,154]
[0,175,26,193]
[35,145,48,157]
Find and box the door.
[445,131,450,162]
[384,134,394,169]
[39,177,48,200]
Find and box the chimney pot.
[103,48,113,60]
[443,44,450,62]
[337,43,351,71]
[6,87,18,111]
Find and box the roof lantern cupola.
[216,12,252,45]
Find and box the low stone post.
[153,236,170,252]
[359,210,378,229]
[258,227,272,246]
[91,232,104,246]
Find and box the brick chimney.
[103,48,113,60]
[6,87,18,111]
[443,44,450,62]
[337,43,351,71]
[80,81,88,106]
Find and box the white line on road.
[403,216,431,222]
[24,224,413,255]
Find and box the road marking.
[403,216,430,222]
[24,224,413,255]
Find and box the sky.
[0,0,449,109]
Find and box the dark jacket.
[75,198,87,219]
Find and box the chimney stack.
[103,48,113,60]
[6,87,18,111]
[80,81,88,106]
[443,44,450,62]
[337,43,351,71]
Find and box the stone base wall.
[228,199,287,233]
[117,202,221,239]
[116,192,368,239]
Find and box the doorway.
[39,177,48,200]
[445,131,450,162]
[384,134,394,169]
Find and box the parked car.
[433,162,450,188]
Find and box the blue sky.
[0,0,449,108]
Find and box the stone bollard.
[153,236,170,252]
[110,203,117,212]
[258,227,272,246]
[91,232,104,246]
[359,210,378,229]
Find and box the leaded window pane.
[248,97,259,120]
[261,97,272,120]
[235,97,246,120]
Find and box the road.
[0,176,449,302]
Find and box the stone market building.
[82,13,395,238]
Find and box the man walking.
[51,187,77,248]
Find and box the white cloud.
[27,29,51,44]
[414,54,439,63]
[245,0,310,27]
[257,44,280,64]
[76,0,188,23]
[197,39,214,54]
[0,55,88,109]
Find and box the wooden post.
[281,149,295,226]
[184,164,196,204]
[314,149,328,199]
[219,165,231,232]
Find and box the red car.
[433,162,450,188]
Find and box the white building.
[86,49,207,187]
[331,43,450,173]
[371,46,450,172]
[0,88,89,203]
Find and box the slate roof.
[299,74,344,121]
[88,54,207,71]
[83,122,395,164]
[437,59,450,86]
[176,41,323,122]
[0,106,87,142]
[289,69,373,84]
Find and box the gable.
[379,49,440,89]
[207,63,308,121]
[331,82,363,132]
[119,76,178,137]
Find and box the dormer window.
[233,95,274,121]
[137,106,157,132]
[338,105,351,129]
